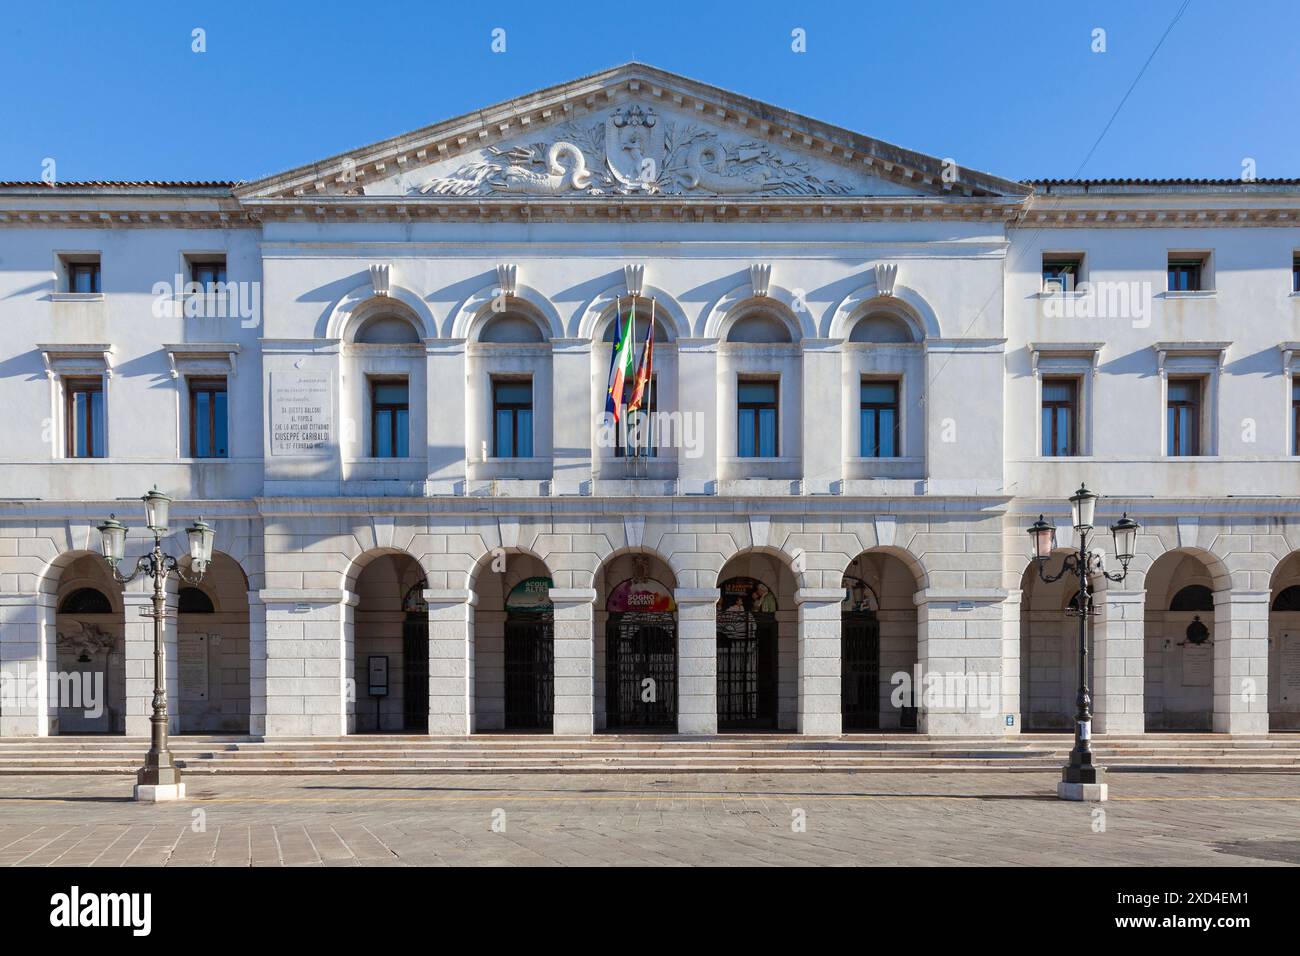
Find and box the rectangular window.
[371,380,409,458]
[65,378,105,458]
[189,256,227,289]
[1167,378,1201,456]
[737,379,778,458]
[614,375,657,458]
[1293,254,1299,294]
[189,378,229,458]
[859,380,899,457]
[1168,256,1206,292]
[493,379,533,458]
[66,260,100,294]
[1041,255,1082,293]
[1293,381,1300,456]
[1040,378,1078,457]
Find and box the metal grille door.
[504,615,554,731]
[402,614,429,733]
[716,610,777,729]
[605,612,676,729]
[841,612,881,730]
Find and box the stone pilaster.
[246,589,267,737]
[1093,589,1145,734]
[794,587,842,735]
[426,339,467,495]
[425,588,475,735]
[1213,589,1270,734]
[915,587,1010,735]
[261,588,356,737]
[673,588,719,735]
[0,593,52,736]
[549,587,595,735]
[999,588,1023,734]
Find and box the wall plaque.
[270,371,333,455]
[1182,643,1213,687]
[1282,632,1300,693]
[179,632,209,701]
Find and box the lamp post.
[97,487,215,802]
[1027,484,1139,802]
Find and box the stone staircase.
[2,733,1300,775]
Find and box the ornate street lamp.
[97,487,215,802]
[1027,484,1139,802]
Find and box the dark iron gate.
[402,613,429,733]
[716,609,777,729]
[605,612,676,729]
[841,611,880,730]
[504,613,554,731]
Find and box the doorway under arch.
[53,556,125,735]
[714,552,796,731]
[352,552,429,733]
[597,552,678,731]
[1144,551,1218,731]
[473,552,555,732]
[842,550,921,732]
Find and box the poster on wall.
[842,576,879,613]
[506,576,554,613]
[717,577,778,614]
[606,577,676,613]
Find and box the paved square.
[0,772,1297,866]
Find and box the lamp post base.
[134,782,187,803]
[1058,780,1108,802]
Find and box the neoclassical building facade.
[2,63,1299,740]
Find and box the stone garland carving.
[419,105,852,198]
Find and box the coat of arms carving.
[418,105,852,198]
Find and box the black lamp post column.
[98,487,215,803]
[1027,486,1140,802]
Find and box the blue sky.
[1,0,1296,183]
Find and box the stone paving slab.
[0,772,1296,866]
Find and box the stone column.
[123,584,179,737]
[1093,589,1145,734]
[674,588,719,735]
[915,587,1009,735]
[999,588,1023,735]
[0,593,52,736]
[794,588,842,735]
[261,588,356,737]
[1213,589,1270,734]
[425,588,475,735]
[549,587,596,735]
[247,589,267,737]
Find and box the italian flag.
[605,299,636,422]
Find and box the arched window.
[849,312,915,344]
[1170,585,1214,612]
[179,587,215,614]
[353,313,421,345]
[1273,585,1300,611]
[479,311,545,343]
[58,588,112,614]
[727,312,793,344]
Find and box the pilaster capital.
[794,587,846,605]
[673,588,721,605]
[548,587,598,605]
[424,588,477,607]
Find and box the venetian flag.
[626,301,654,414]
[605,299,636,422]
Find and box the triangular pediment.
[237,63,1029,203]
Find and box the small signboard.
[505,576,554,613]
[368,655,389,697]
[270,371,333,456]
